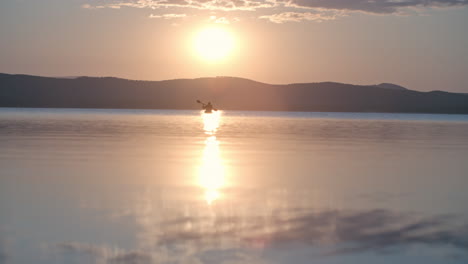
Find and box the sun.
[193,27,235,62]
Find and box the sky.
[0,0,467,92]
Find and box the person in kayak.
[203,102,214,113]
[197,100,217,113]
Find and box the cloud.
[149,13,187,19]
[83,0,468,14]
[209,16,237,24]
[83,0,275,11]
[81,0,468,24]
[259,11,343,23]
[282,0,468,14]
[81,3,121,9]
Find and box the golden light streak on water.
[201,110,221,135]
[199,110,225,204]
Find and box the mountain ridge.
[1,73,467,114]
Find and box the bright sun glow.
[194,27,235,62]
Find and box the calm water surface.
[1,108,468,264]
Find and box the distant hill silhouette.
[374,83,408,91]
[1,73,468,113]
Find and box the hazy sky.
[0,0,467,92]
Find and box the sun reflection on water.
[199,110,225,204]
[201,110,221,135]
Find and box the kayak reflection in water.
[197,100,218,114]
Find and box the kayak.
[196,100,217,114]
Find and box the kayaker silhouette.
[197,100,217,113]
[204,102,213,113]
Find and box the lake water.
[1,108,468,264]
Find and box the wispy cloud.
[149,13,187,19]
[209,15,239,24]
[81,3,121,9]
[259,10,343,23]
[282,0,468,14]
[83,0,468,14]
[83,0,275,11]
[81,0,468,23]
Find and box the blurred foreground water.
[1,108,468,264]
